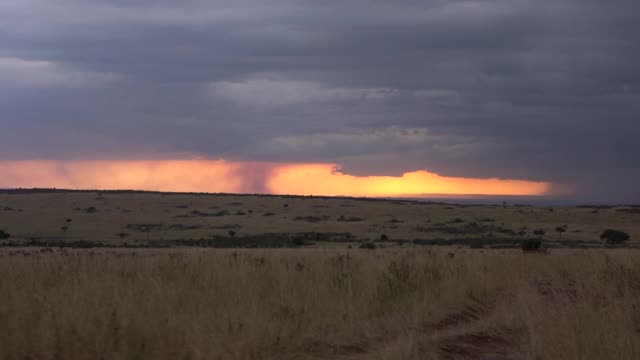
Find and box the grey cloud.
[1,0,639,201]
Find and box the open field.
[1,190,640,359]
[2,247,640,359]
[1,190,639,249]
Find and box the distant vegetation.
[337,215,366,222]
[0,191,638,250]
[175,210,228,218]
[294,215,330,222]
[359,242,376,249]
[521,239,543,252]
[601,229,631,244]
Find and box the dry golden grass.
[1,247,639,359]
[1,192,639,358]
[0,191,638,245]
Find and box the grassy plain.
[1,247,640,359]
[0,190,638,247]
[1,190,639,359]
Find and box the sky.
[1,0,638,201]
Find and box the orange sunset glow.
[0,160,550,197]
[267,163,551,196]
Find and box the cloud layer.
[1,0,638,201]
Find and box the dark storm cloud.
[1,0,639,201]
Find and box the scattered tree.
[533,229,546,239]
[61,226,69,239]
[555,225,567,238]
[116,233,129,243]
[0,229,10,240]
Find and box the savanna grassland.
[2,248,640,359]
[0,190,638,247]
[1,190,640,359]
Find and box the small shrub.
[387,218,404,223]
[294,215,329,223]
[600,229,630,244]
[0,230,10,240]
[337,215,365,222]
[521,239,542,252]
[193,210,228,217]
[359,242,376,250]
[533,229,546,238]
[74,206,97,213]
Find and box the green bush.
[600,229,630,244]
[336,215,365,222]
[0,230,10,240]
[521,239,542,252]
[533,229,546,238]
[359,242,376,250]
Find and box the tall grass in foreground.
[1,248,639,359]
